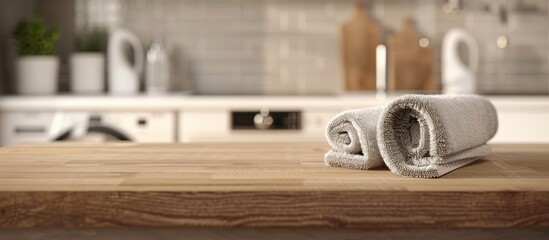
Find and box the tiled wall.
[434,0,549,95]
[7,0,549,95]
[114,0,353,94]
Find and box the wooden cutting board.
[340,2,381,91]
[0,142,548,229]
[387,18,438,91]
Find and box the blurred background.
[0,0,548,146]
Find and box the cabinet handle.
[14,127,46,134]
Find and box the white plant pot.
[70,53,105,94]
[16,56,59,95]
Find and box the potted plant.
[13,17,60,95]
[70,29,106,94]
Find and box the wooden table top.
[0,143,548,228]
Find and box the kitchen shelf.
[0,94,548,111]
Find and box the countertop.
[0,94,548,111]
[0,143,548,228]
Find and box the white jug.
[108,28,144,94]
[442,28,479,94]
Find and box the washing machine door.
[49,112,131,142]
[54,125,131,141]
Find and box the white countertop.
[0,94,548,111]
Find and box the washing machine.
[0,111,176,146]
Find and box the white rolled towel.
[324,107,385,170]
[377,94,498,178]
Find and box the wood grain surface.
[0,142,548,228]
[340,2,381,91]
[2,228,549,240]
[388,18,438,91]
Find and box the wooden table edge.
[1,190,548,229]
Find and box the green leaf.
[75,29,106,52]
[12,17,60,56]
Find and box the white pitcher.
[442,28,479,94]
[108,28,144,95]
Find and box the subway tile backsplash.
[75,0,549,94]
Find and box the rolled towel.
[324,107,384,170]
[377,94,498,178]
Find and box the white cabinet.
[178,109,340,142]
[177,101,549,144]
[0,112,55,146]
[0,96,548,145]
[491,104,549,143]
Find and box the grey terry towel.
[377,94,498,178]
[324,107,385,170]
